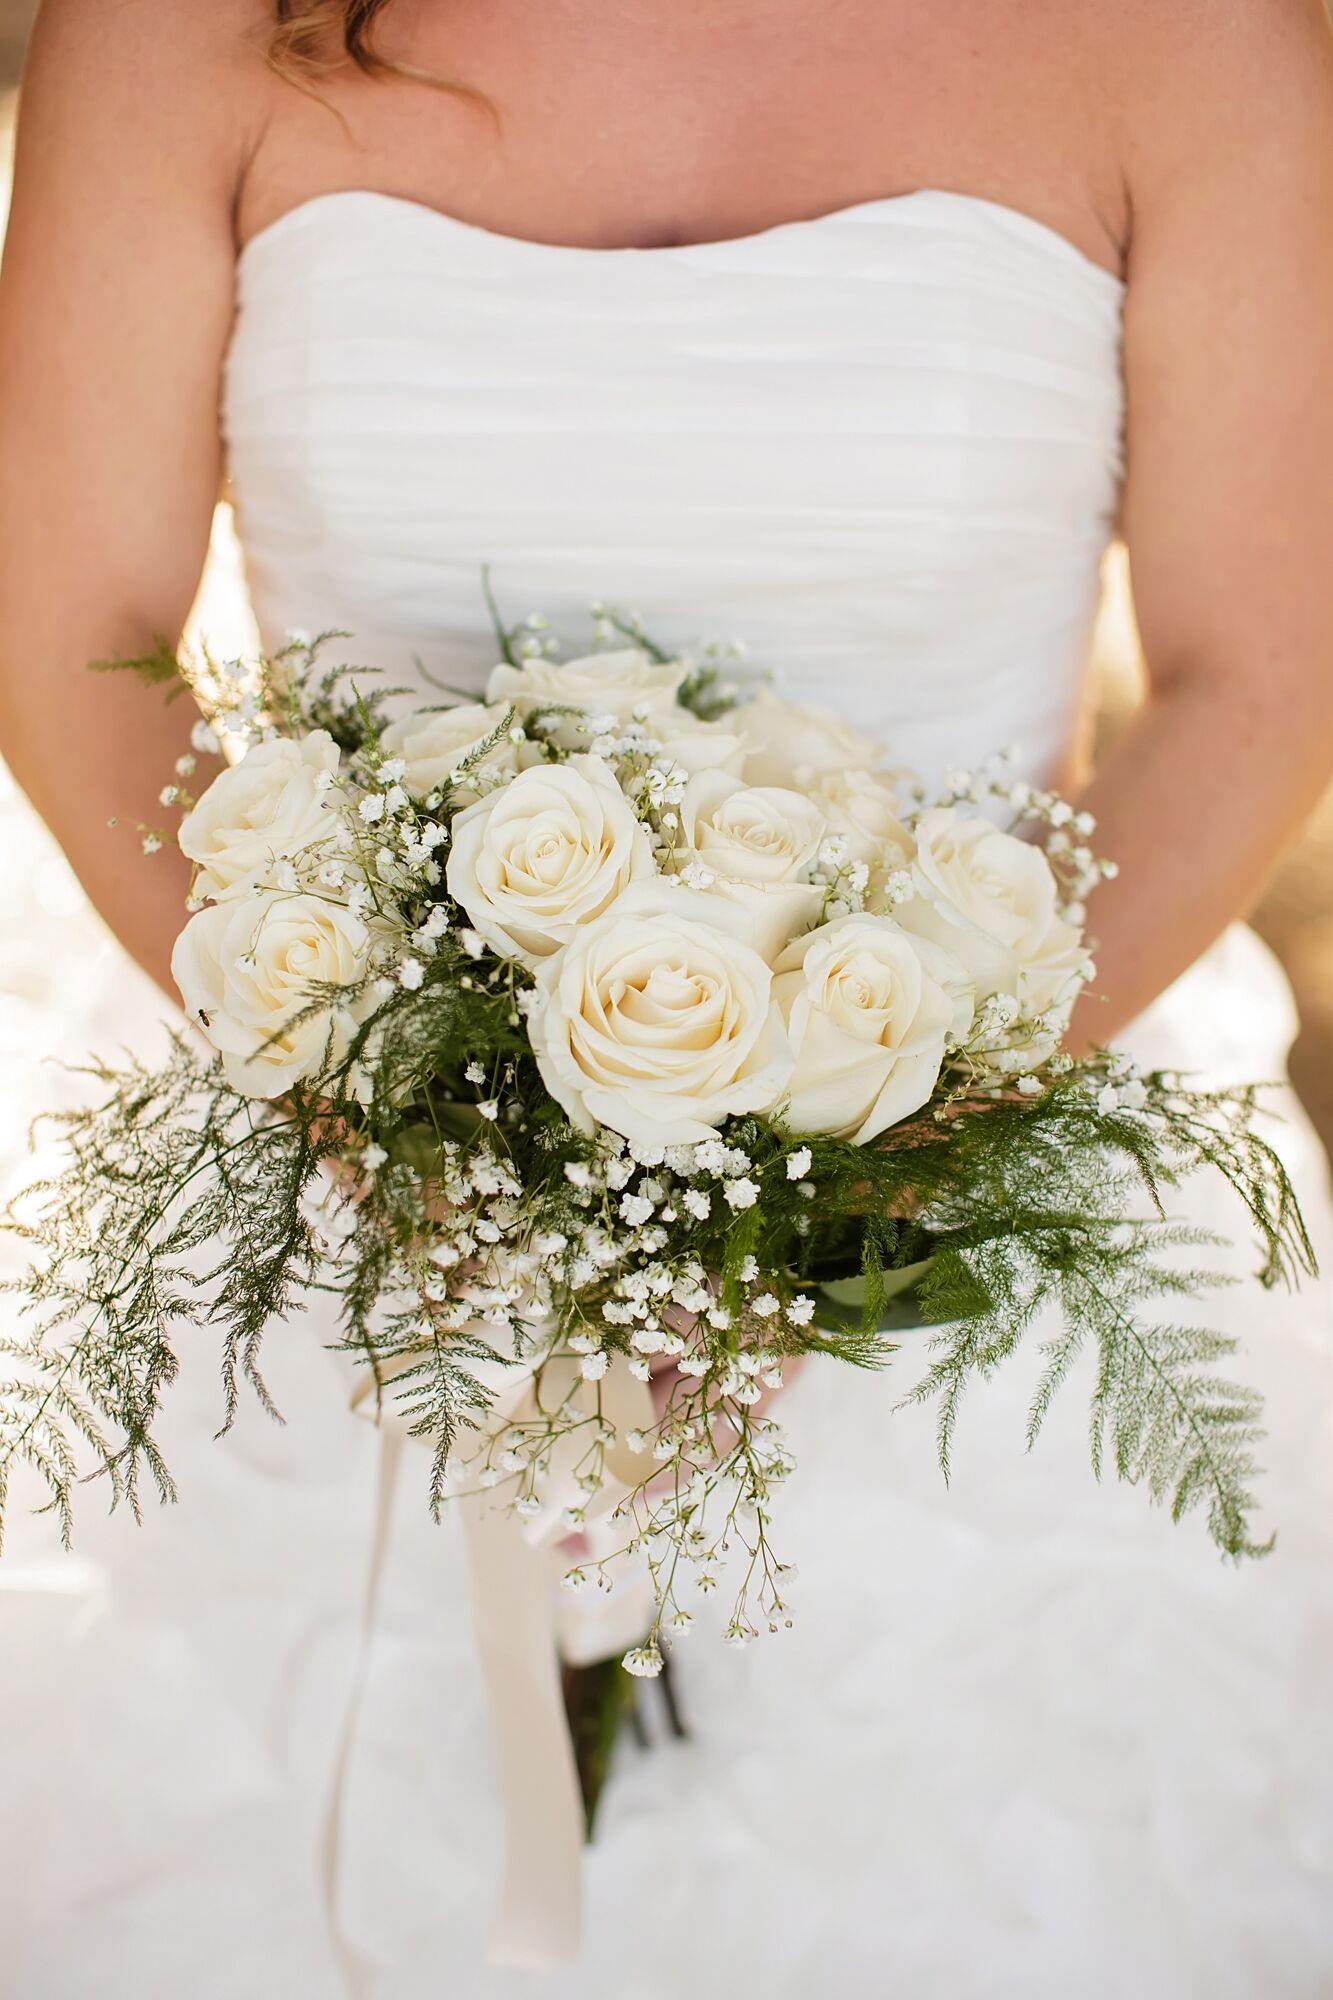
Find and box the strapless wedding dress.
[2,189,1331,2000]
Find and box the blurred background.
[1,1,1330,1160]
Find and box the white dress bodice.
[223,187,1125,786]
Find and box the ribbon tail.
[462,1498,585,1967]
[321,1426,404,1998]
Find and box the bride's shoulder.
[1093,0,1333,117]
[28,0,273,67]
[19,0,279,210]
[1074,0,1333,224]
[24,0,276,132]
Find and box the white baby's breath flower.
[622,1643,665,1679]
[682,1189,711,1221]
[786,1146,812,1180]
[397,957,425,991]
[724,1178,760,1210]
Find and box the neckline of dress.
[235,185,1127,294]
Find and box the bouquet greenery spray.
[1,586,1313,1680]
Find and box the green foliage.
[0,939,1314,1569]
[88,637,188,700]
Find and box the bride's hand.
[558,1324,805,1561]
[646,1346,805,1433]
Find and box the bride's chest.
[221,189,1125,691]
[240,0,1123,280]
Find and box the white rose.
[672,768,827,960]
[487,649,687,742]
[896,808,1088,1021]
[738,688,888,789]
[526,880,794,1147]
[379,701,518,797]
[801,767,916,878]
[773,915,972,1143]
[177,731,344,900]
[645,705,750,779]
[445,756,654,968]
[510,703,748,779]
[172,890,372,1097]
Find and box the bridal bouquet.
[1,590,1313,1673]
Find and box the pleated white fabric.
[224,188,1125,790]
[2,187,1331,2000]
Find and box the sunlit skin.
[1,0,1332,1060]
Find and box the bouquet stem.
[561,1648,689,1837]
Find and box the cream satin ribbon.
[345,1342,656,1967]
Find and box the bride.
[1,1,1332,1993]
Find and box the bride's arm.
[1066,0,1333,1052]
[0,0,261,997]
